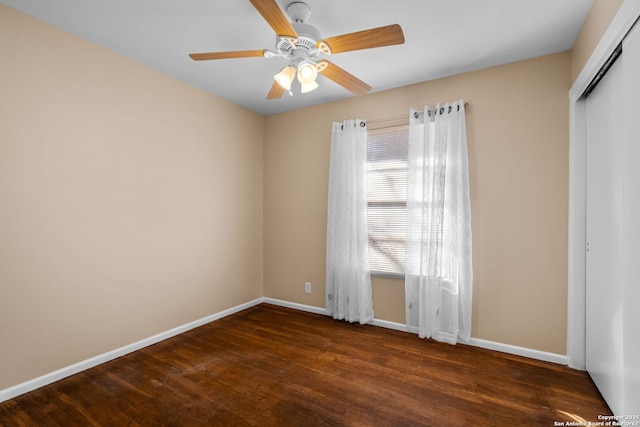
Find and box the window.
[366,125,409,275]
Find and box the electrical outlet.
[305,282,312,294]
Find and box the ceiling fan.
[189,0,405,100]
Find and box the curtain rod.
[368,102,469,127]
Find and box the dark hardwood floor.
[1,303,610,426]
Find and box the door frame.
[567,0,640,369]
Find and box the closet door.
[620,21,640,416]
[585,44,624,414]
[586,21,640,415]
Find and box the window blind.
[366,125,409,275]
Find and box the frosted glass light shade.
[274,66,296,90]
[300,80,319,93]
[297,62,318,84]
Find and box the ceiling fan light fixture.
[274,65,296,90]
[297,61,318,84]
[300,80,319,93]
[297,61,319,93]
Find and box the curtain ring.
[341,125,344,130]
[448,106,452,113]
[457,104,460,111]
[414,111,419,119]
[439,107,445,115]
[360,121,366,127]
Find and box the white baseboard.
[1,296,568,403]
[467,338,569,365]
[263,298,569,365]
[371,318,409,332]
[262,297,327,315]
[0,298,264,403]
[263,298,408,332]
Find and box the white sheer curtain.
[326,119,374,324]
[405,100,472,344]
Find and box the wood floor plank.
[0,303,611,426]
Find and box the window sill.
[370,271,405,280]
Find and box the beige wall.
[571,0,625,82]
[264,51,571,355]
[0,5,264,390]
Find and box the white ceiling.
[1,0,593,115]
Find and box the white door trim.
[567,0,640,370]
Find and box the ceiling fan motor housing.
[274,1,322,54]
[276,23,321,55]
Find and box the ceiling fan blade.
[317,60,372,96]
[317,24,405,54]
[267,81,287,99]
[249,0,298,40]
[189,50,266,61]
